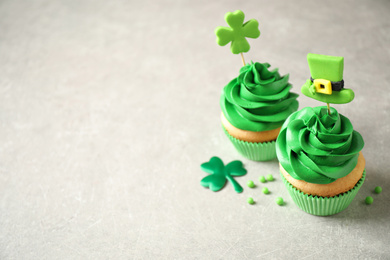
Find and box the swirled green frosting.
[220,62,299,131]
[276,106,364,184]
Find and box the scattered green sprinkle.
[259,176,266,183]
[262,187,269,194]
[374,186,382,194]
[276,197,284,206]
[266,174,274,181]
[365,196,373,205]
[247,197,254,205]
[247,180,255,188]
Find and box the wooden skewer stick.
[240,53,246,66]
[327,103,331,114]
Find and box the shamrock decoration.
[200,157,247,193]
[215,10,260,55]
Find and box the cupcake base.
[223,127,276,161]
[281,170,366,216]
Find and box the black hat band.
[310,77,344,91]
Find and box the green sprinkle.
[365,196,373,205]
[266,174,274,181]
[374,186,382,194]
[276,197,284,206]
[247,197,254,205]
[259,176,266,183]
[262,187,269,194]
[247,180,255,188]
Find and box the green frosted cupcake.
[213,11,298,161]
[221,62,299,161]
[276,106,366,216]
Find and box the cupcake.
[276,53,365,216]
[221,62,299,161]
[214,10,299,161]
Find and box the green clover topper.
[301,53,355,111]
[200,157,247,193]
[215,10,260,64]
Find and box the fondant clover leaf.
[200,157,247,193]
[215,10,260,54]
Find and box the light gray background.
[1,0,390,259]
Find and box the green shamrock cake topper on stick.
[215,10,260,66]
[301,53,355,114]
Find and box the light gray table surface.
[1,0,390,259]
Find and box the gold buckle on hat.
[313,79,332,95]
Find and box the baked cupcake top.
[220,62,299,132]
[276,106,364,184]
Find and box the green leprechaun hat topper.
[301,53,355,106]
